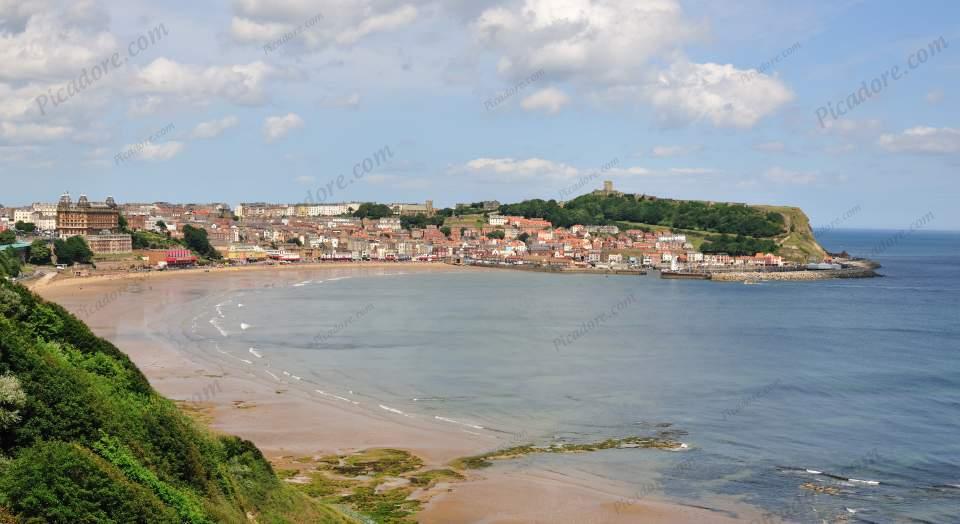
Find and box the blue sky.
[1,0,957,230]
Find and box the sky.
[0,0,957,230]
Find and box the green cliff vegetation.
[132,230,182,250]
[0,279,353,523]
[752,205,827,262]
[500,193,785,237]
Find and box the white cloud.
[295,175,315,184]
[455,157,710,181]
[0,121,71,142]
[123,141,184,161]
[818,118,882,136]
[263,113,304,142]
[764,166,817,185]
[133,58,281,106]
[926,89,944,104]
[469,0,792,127]
[669,167,715,175]
[336,5,418,45]
[651,145,702,157]
[85,146,109,158]
[647,61,793,128]
[520,87,569,113]
[878,127,960,154]
[231,1,417,49]
[458,157,580,180]
[84,146,111,166]
[231,17,292,43]
[0,1,115,83]
[126,95,167,117]
[473,0,699,84]
[608,166,655,176]
[337,92,361,108]
[0,144,53,168]
[191,116,239,139]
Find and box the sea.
[161,229,960,523]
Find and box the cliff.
[751,205,828,262]
[0,280,352,523]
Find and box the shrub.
[0,440,178,523]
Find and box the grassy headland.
[499,193,828,262]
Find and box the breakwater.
[710,264,877,282]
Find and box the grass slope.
[0,279,358,523]
[618,205,826,262]
[752,205,827,262]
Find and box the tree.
[28,240,51,265]
[286,238,303,246]
[182,225,221,260]
[486,230,505,239]
[68,236,93,265]
[352,203,393,219]
[0,248,20,277]
[155,220,168,232]
[14,221,35,234]
[518,232,530,243]
[400,214,445,231]
[118,215,130,233]
[700,234,778,256]
[54,236,94,266]
[0,230,15,245]
[440,226,451,238]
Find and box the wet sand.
[34,263,765,523]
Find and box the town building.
[225,244,267,262]
[56,193,120,238]
[146,248,197,268]
[13,209,33,224]
[488,214,508,226]
[593,180,623,197]
[84,231,133,254]
[377,217,402,232]
[294,202,361,217]
[390,201,434,216]
[456,200,500,211]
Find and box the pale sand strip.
[35,264,764,523]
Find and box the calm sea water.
[170,229,959,523]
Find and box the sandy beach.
[33,263,764,523]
